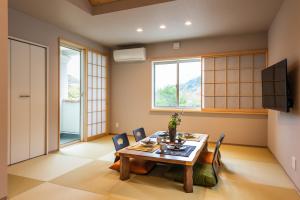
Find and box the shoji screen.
[87,50,107,137]
[202,51,267,112]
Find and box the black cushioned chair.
[110,132,155,175]
[112,133,130,162]
[132,127,147,142]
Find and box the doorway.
[59,44,84,146]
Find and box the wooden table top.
[118,134,208,166]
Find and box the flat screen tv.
[262,59,293,112]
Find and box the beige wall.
[268,0,300,190]
[111,33,268,146]
[8,8,107,151]
[0,0,8,198]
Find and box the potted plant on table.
[168,112,182,143]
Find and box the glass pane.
[88,101,92,113]
[93,65,97,76]
[93,112,97,124]
[154,62,177,107]
[93,77,97,88]
[92,124,97,135]
[97,123,102,133]
[92,53,97,64]
[88,125,92,136]
[88,113,92,124]
[97,89,101,100]
[97,112,101,123]
[97,100,101,111]
[97,55,102,66]
[88,76,92,88]
[227,56,239,69]
[98,77,101,88]
[102,100,106,110]
[93,89,97,100]
[93,101,97,112]
[240,55,253,69]
[227,97,239,108]
[215,57,226,70]
[101,122,106,133]
[102,78,106,88]
[88,88,92,99]
[179,61,201,107]
[203,58,214,70]
[101,67,106,77]
[88,64,92,75]
[203,84,214,96]
[88,51,92,63]
[203,97,214,108]
[97,66,101,77]
[102,56,106,66]
[215,97,226,108]
[101,89,106,99]
[102,111,106,121]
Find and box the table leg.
[120,156,130,180]
[184,165,193,193]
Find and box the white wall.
[0,0,8,198]
[8,8,107,151]
[111,33,269,146]
[268,0,300,190]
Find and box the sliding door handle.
[19,95,30,98]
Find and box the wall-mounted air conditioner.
[113,47,146,62]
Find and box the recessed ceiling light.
[160,24,166,29]
[185,21,192,26]
[136,28,143,32]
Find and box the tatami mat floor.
[8,135,300,200]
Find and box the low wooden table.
[118,134,208,193]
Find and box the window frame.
[152,58,202,109]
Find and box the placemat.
[151,132,205,142]
[155,145,196,157]
[127,143,159,153]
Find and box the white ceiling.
[9,0,283,47]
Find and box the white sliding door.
[10,40,31,164]
[30,45,46,158]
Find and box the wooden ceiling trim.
[90,0,175,15]
[88,0,119,7]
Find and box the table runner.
[151,132,205,142]
[127,143,159,153]
[155,145,196,157]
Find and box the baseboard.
[87,133,109,141]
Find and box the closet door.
[30,45,46,158]
[10,40,30,164]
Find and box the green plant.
[168,112,182,130]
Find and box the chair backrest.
[132,127,146,142]
[212,133,225,183]
[112,133,130,152]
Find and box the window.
[202,53,266,110]
[152,51,267,113]
[87,50,107,136]
[153,59,202,108]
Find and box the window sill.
[150,108,268,115]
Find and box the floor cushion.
[198,151,214,164]
[109,159,155,175]
[164,163,217,187]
